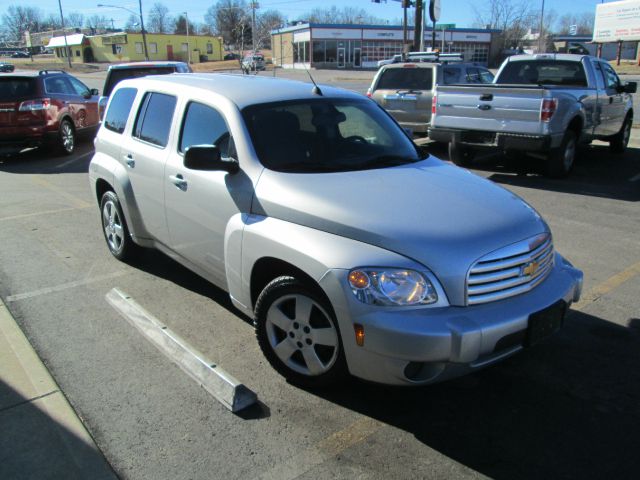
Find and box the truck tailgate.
[434,85,547,135]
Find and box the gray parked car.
[89,73,582,387]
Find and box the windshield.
[243,98,423,173]
[496,60,587,86]
[104,67,177,96]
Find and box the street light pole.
[184,12,190,64]
[538,0,545,53]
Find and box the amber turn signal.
[348,270,370,289]
[354,323,365,347]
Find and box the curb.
[0,298,116,479]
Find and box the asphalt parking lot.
[1,68,639,480]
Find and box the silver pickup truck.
[429,54,636,177]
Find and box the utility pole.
[184,12,191,63]
[250,1,259,51]
[138,0,149,60]
[414,0,423,51]
[57,0,72,68]
[402,0,409,57]
[538,0,545,53]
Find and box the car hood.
[252,156,548,305]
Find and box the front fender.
[224,213,425,316]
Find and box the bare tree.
[1,5,43,41]
[86,15,110,32]
[42,14,62,31]
[255,10,284,50]
[125,14,141,33]
[557,12,594,35]
[472,0,535,48]
[204,0,250,48]
[148,2,172,34]
[304,6,383,24]
[66,12,84,29]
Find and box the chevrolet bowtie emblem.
[522,261,539,277]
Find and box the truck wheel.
[448,140,474,167]
[545,130,576,178]
[255,276,347,388]
[100,190,137,262]
[609,115,632,154]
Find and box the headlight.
[348,268,438,306]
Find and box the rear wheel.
[58,119,75,155]
[609,115,632,154]
[448,140,474,167]
[255,276,347,388]
[545,130,576,178]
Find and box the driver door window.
[179,101,233,158]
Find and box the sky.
[34,0,612,30]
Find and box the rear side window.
[0,78,36,100]
[496,60,587,86]
[104,67,176,96]
[377,67,433,90]
[133,92,176,147]
[443,67,461,84]
[45,76,74,95]
[179,101,233,157]
[104,87,137,134]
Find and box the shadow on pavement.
[304,309,640,480]
[425,142,640,202]
[0,380,115,480]
[0,141,94,175]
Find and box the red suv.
[0,70,100,155]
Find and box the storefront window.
[325,41,337,63]
[313,41,325,63]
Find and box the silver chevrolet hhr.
[89,73,583,387]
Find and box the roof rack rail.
[403,51,464,64]
[38,70,68,75]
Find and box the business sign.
[593,0,640,42]
[312,28,361,40]
[102,34,128,45]
[293,30,310,43]
[429,0,441,22]
[569,25,578,36]
[362,29,405,40]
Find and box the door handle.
[169,174,187,191]
[124,154,135,168]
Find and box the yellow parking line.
[316,416,382,456]
[30,176,91,209]
[573,260,640,311]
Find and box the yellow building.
[48,32,223,64]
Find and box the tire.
[448,140,474,167]
[255,276,347,388]
[100,191,137,262]
[545,130,576,178]
[609,115,632,154]
[58,119,75,155]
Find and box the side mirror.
[184,145,239,174]
[90,88,100,96]
[623,81,637,94]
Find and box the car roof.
[119,73,361,109]
[381,62,483,70]
[108,61,188,70]
[0,70,66,78]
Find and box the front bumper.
[320,253,583,386]
[428,126,563,151]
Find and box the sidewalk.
[0,299,116,480]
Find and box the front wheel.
[255,276,347,388]
[545,130,576,178]
[448,140,474,167]
[609,115,632,154]
[100,191,137,262]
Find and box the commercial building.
[46,32,224,64]
[271,23,501,69]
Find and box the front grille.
[466,234,554,305]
